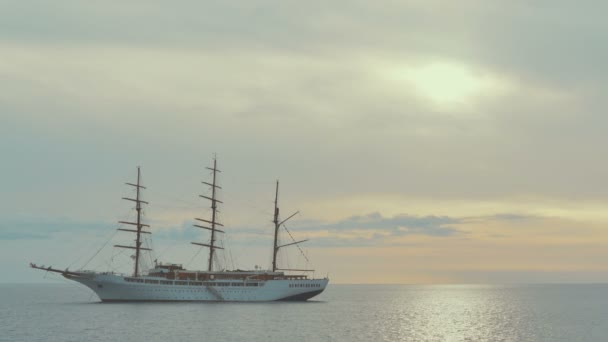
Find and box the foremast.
[192,155,224,271]
[114,167,152,277]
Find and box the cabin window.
[160,280,173,285]
[212,282,230,287]
[124,277,143,283]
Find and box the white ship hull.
[66,273,328,302]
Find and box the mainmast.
[192,156,224,272]
[114,167,152,277]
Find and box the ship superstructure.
[31,157,328,302]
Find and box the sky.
[2,1,608,284]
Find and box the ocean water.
[1,283,607,341]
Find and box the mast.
[114,167,152,277]
[134,168,143,277]
[272,181,280,272]
[271,181,304,272]
[192,155,224,272]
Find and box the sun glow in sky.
[381,61,509,107]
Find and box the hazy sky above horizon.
[2,1,608,284]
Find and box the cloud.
[463,213,540,223]
[286,212,554,247]
[0,218,110,240]
[151,220,201,242]
[3,0,608,204]
[82,212,464,248]
[210,212,466,248]
[298,212,460,236]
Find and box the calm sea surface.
[1,283,607,341]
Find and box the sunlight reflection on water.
[393,285,531,341]
[322,284,606,341]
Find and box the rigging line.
[224,230,236,270]
[221,241,228,271]
[106,248,128,271]
[141,237,152,267]
[282,224,309,263]
[104,260,115,272]
[151,204,202,211]
[216,255,224,271]
[283,225,308,262]
[66,208,134,270]
[185,246,204,269]
[79,229,119,270]
[147,190,199,204]
[229,247,235,270]
[108,258,130,273]
[153,245,172,260]
[106,255,124,272]
[147,236,156,266]
[112,247,127,260]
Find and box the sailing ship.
[30,157,329,302]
